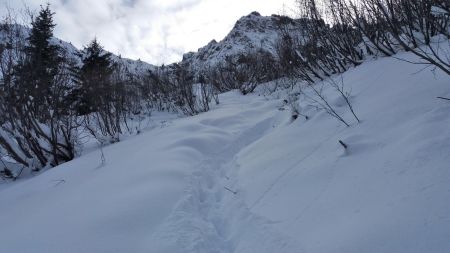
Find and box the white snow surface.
[1,50,450,253]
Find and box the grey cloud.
[0,0,295,64]
[163,0,203,13]
[121,0,138,8]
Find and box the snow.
[1,49,450,252]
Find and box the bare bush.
[301,80,351,127]
[206,49,280,95]
[0,6,81,172]
[327,75,360,123]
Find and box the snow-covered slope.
[0,49,450,253]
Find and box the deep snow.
[0,50,450,253]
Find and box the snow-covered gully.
[1,50,450,253]
[0,91,304,252]
[149,95,302,252]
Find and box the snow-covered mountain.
[0,24,156,75]
[180,12,306,75]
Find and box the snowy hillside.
[0,47,449,253]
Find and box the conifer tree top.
[28,4,56,51]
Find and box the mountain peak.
[181,12,304,75]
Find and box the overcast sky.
[0,0,297,65]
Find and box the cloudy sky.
[0,0,297,65]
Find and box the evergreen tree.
[14,4,61,120]
[77,38,115,114]
[78,39,125,143]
